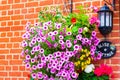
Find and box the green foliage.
[77,71,109,80]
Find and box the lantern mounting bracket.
[104,0,116,10]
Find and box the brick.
[0,72,8,76]
[0,27,10,32]
[9,72,21,76]
[111,32,120,37]
[7,44,12,48]
[25,14,38,19]
[0,5,10,10]
[2,11,7,15]
[14,32,20,36]
[0,38,9,42]
[8,21,13,26]
[0,16,10,21]
[11,15,24,20]
[1,1,7,4]
[21,20,27,25]
[6,55,12,59]
[23,72,30,77]
[10,60,22,65]
[1,22,7,26]
[113,18,119,24]
[14,21,20,25]
[40,0,53,6]
[0,66,5,70]
[13,55,19,59]
[28,8,34,13]
[0,55,5,59]
[92,1,100,6]
[111,59,120,64]
[10,37,22,42]
[0,60,8,65]
[112,66,120,71]
[0,50,9,54]
[12,66,18,70]
[11,26,24,31]
[21,0,27,2]
[19,66,25,71]
[8,10,13,15]
[6,66,11,70]
[21,9,27,14]
[14,0,20,3]
[15,10,21,14]
[10,49,22,53]
[1,32,6,37]
[8,0,13,4]
[13,43,19,48]
[12,4,24,9]
[7,32,13,37]
[5,78,10,80]
[25,2,38,7]
[0,44,6,48]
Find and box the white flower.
[84,64,95,73]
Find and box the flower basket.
[21,6,112,80]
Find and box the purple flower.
[59,35,64,39]
[97,52,102,60]
[74,45,79,50]
[26,55,30,60]
[90,50,95,55]
[59,40,64,44]
[21,50,24,57]
[62,71,67,77]
[50,68,56,74]
[37,37,42,42]
[92,31,96,36]
[31,58,35,63]
[32,65,37,70]
[40,48,44,53]
[47,63,52,69]
[21,40,28,47]
[55,23,62,29]
[78,28,83,33]
[74,39,77,44]
[53,43,58,48]
[25,63,30,68]
[31,73,36,79]
[66,40,70,44]
[51,36,55,41]
[67,43,72,48]
[37,72,43,79]
[61,44,65,50]
[43,25,48,30]
[34,23,39,26]
[67,32,72,35]
[76,34,82,40]
[43,74,48,80]
[37,63,43,69]
[53,31,58,35]
[48,32,53,36]
[31,50,35,55]
[71,72,77,78]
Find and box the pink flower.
[94,64,113,76]
[89,16,100,27]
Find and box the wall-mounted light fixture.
[97,4,113,37]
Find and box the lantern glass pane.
[100,12,104,26]
[106,12,109,26]
[110,13,112,26]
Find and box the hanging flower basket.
[21,6,112,80]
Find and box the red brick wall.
[0,0,119,80]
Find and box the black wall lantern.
[97,4,113,37]
[97,1,116,59]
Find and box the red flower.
[28,74,31,78]
[71,18,76,23]
[94,64,113,77]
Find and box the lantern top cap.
[98,4,112,12]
